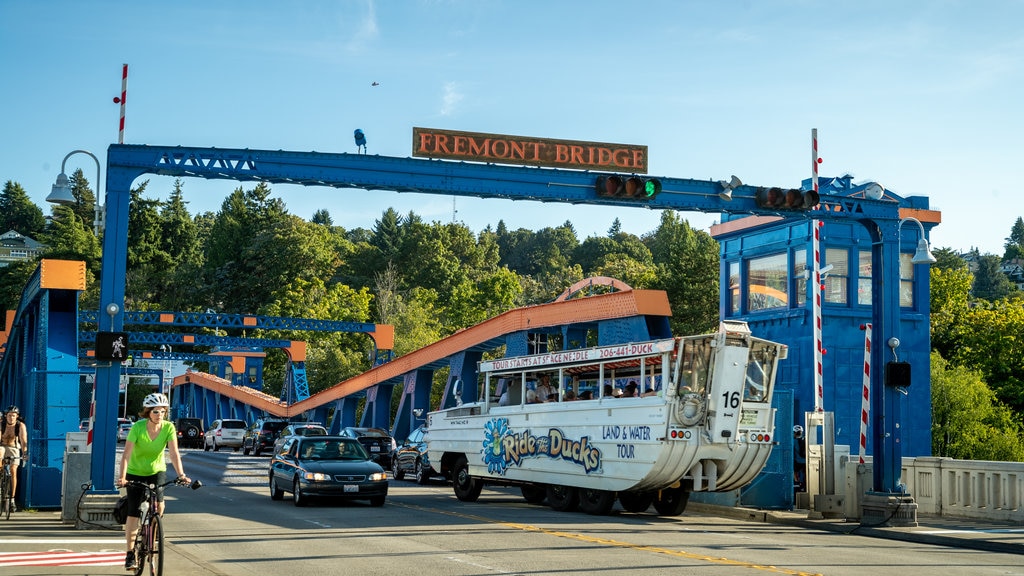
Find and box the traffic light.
[595,175,661,200]
[754,187,820,210]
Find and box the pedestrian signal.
[754,187,820,210]
[95,331,130,362]
[596,175,661,200]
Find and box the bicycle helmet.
[793,424,804,439]
[4,405,18,414]
[142,393,170,408]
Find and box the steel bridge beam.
[89,144,907,497]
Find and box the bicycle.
[0,455,12,520]
[122,477,202,576]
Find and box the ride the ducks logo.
[481,417,602,476]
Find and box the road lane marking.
[0,539,123,544]
[0,551,125,567]
[393,501,822,576]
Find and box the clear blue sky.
[1,0,1020,255]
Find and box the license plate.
[344,485,358,493]
[370,446,380,452]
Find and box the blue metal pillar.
[869,220,904,494]
[391,370,432,441]
[91,166,134,493]
[442,351,482,408]
[333,397,359,430]
[360,383,396,429]
[561,326,588,350]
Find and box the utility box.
[61,451,91,523]
[65,432,90,454]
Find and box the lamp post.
[862,214,936,526]
[159,344,171,396]
[898,217,938,265]
[46,149,104,236]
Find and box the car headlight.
[369,472,387,482]
[302,472,330,481]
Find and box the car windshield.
[356,429,389,438]
[222,420,246,429]
[300,439,367,461]
[296,426,326,436]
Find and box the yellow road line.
[393,501,821,576]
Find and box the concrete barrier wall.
[842,456,1024,523]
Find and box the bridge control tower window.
[793,248,807,308]
[855,250,915,308]
[728,262,740,314]
[747,254,789,312]
[899,253,915,308]
[858,250,873,305]
[823,248,849,304]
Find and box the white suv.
[204,418,246,452]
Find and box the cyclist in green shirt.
[116,393,190,570]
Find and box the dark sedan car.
[269,436,388,507]
[390,425,442,485]
[243,418,288,456]
[338,427,396,468]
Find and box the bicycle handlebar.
[120,477,203,491]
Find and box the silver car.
[204,418,246,451]
[271,423,328,455]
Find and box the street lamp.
[46,149,104,236]
[897,217,937,265]
[159,344,171,395]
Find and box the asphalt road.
[164,450,1024,576]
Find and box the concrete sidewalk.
[0,509,227,575]
[689,502,1024,556]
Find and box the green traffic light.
[644,179,661,198]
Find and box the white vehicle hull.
[426,321,786,515]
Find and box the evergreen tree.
[973,254,1015,301]
[1005,217,1024,261]
[371,208,404,264]
[311,209,333,226]
[0,180,46,236]
[158,180,205,310]
[644,211,719,335]
[68,168,99,234]
[931,247,968,271]
[37,204,102,306]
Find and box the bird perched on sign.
[354,129,367,153]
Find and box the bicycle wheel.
[0,472,10,520]
[146,514,164,576]
[132,526,146,576]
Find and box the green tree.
[950,298,1024,413]
[0,180,46,236]
[931,247,967,271]
[390,287,444,356]
[0,260,38,314]
[68,168,99,234]
[311,209,333,226]
[201,183,290,311]
[929,265,973,361]
[158,180,205,311]
[37,205,102,306]
[972,254,1015,301]
[1004,217,1024,261]
[371,208,404,264]
[644,211,719,335]
[125,181,173,310]
[261,276,374,395]
[931,352,1024,461]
